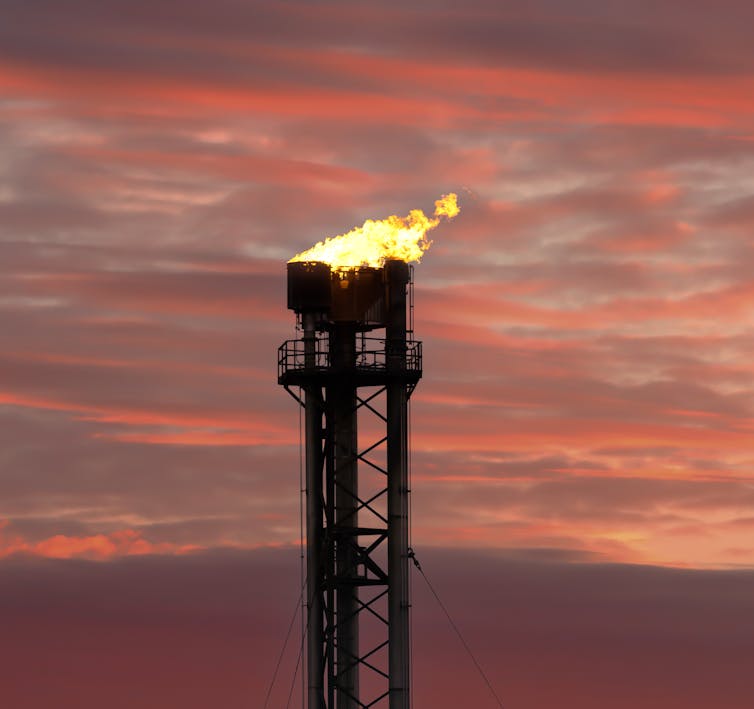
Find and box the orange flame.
[289,193,459,270]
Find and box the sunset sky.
[1,1,754,707]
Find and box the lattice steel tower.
[279,260,420,709]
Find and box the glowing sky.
[1,1,753,706]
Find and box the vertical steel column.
[304,312,326,709]
[386,261,410,709]
[329,323,359,709]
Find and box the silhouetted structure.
[279,260,420,709]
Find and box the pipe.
[304,312,326,709]
[386,261,410,709]
[330,323,359,709]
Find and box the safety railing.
[278,337,422,380]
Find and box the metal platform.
[278,336,422,387]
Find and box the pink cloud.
[2,0,754,574]
[0,523,199,560]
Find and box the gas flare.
[289,193,459,270]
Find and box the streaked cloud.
[1,0,754,573]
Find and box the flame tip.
[289,193,459,269]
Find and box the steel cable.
[284,608,307,709]
[261,578,306,709]
[261,386,307,709]
[409,549,506,709]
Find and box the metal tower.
[279,260,420,709]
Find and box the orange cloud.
[5,42,754,132]
[0,391,295,447]
[0,525,198,560]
